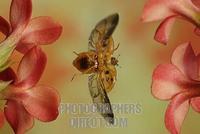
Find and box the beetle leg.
[113,43,120,52]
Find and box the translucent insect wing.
[88,73,114,124]
[88,13,119,51]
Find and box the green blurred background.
[1,0,200,134]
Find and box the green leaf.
[0,80,12,91]
[0,45,15,72]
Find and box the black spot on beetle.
[103,43,107,47]
[105,70,109,74]
[111,78,114,82]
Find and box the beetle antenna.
[73,51,79,56]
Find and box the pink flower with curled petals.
[152,42,200,134]
[141,0,200,45]
[0,0,62,71]
[0,0,62,133]
[0,47,60,134]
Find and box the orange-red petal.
[154,15,176,45]
[15,47,46,89]
[152,64,190,100]
[22,86,60,122]
[0,16,10,37]
[4,100,34,134]
[171,43,199,80]
[16,16,62,53]
[165,90,200,134]
[10,0,32,31]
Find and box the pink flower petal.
[141,0,199,23]
[0,109,4,128]
[141,0,175,22]
[152,64,190,100]
[4,100,34,134]
[191,0,200,8]
[154,16,176,45]
[194,27,200,36]
[16,16,62,53]
[16,43,35,54]
[197,54,200,78]
[10,0,32,30]
[15,47,46,89]
[165,90,200,134]
[191,97,200,112]
[165,97,189,134]
[141,0,200,45]
[0,16,10,37]
[22,86,60,122]
[171,42,199,80]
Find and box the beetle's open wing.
[88,13,119,51]
[88,73,114,124]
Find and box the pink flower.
[152,42,200,134]
[141,0,200,45]
[0,0,62,71]
[0,47,60,134]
